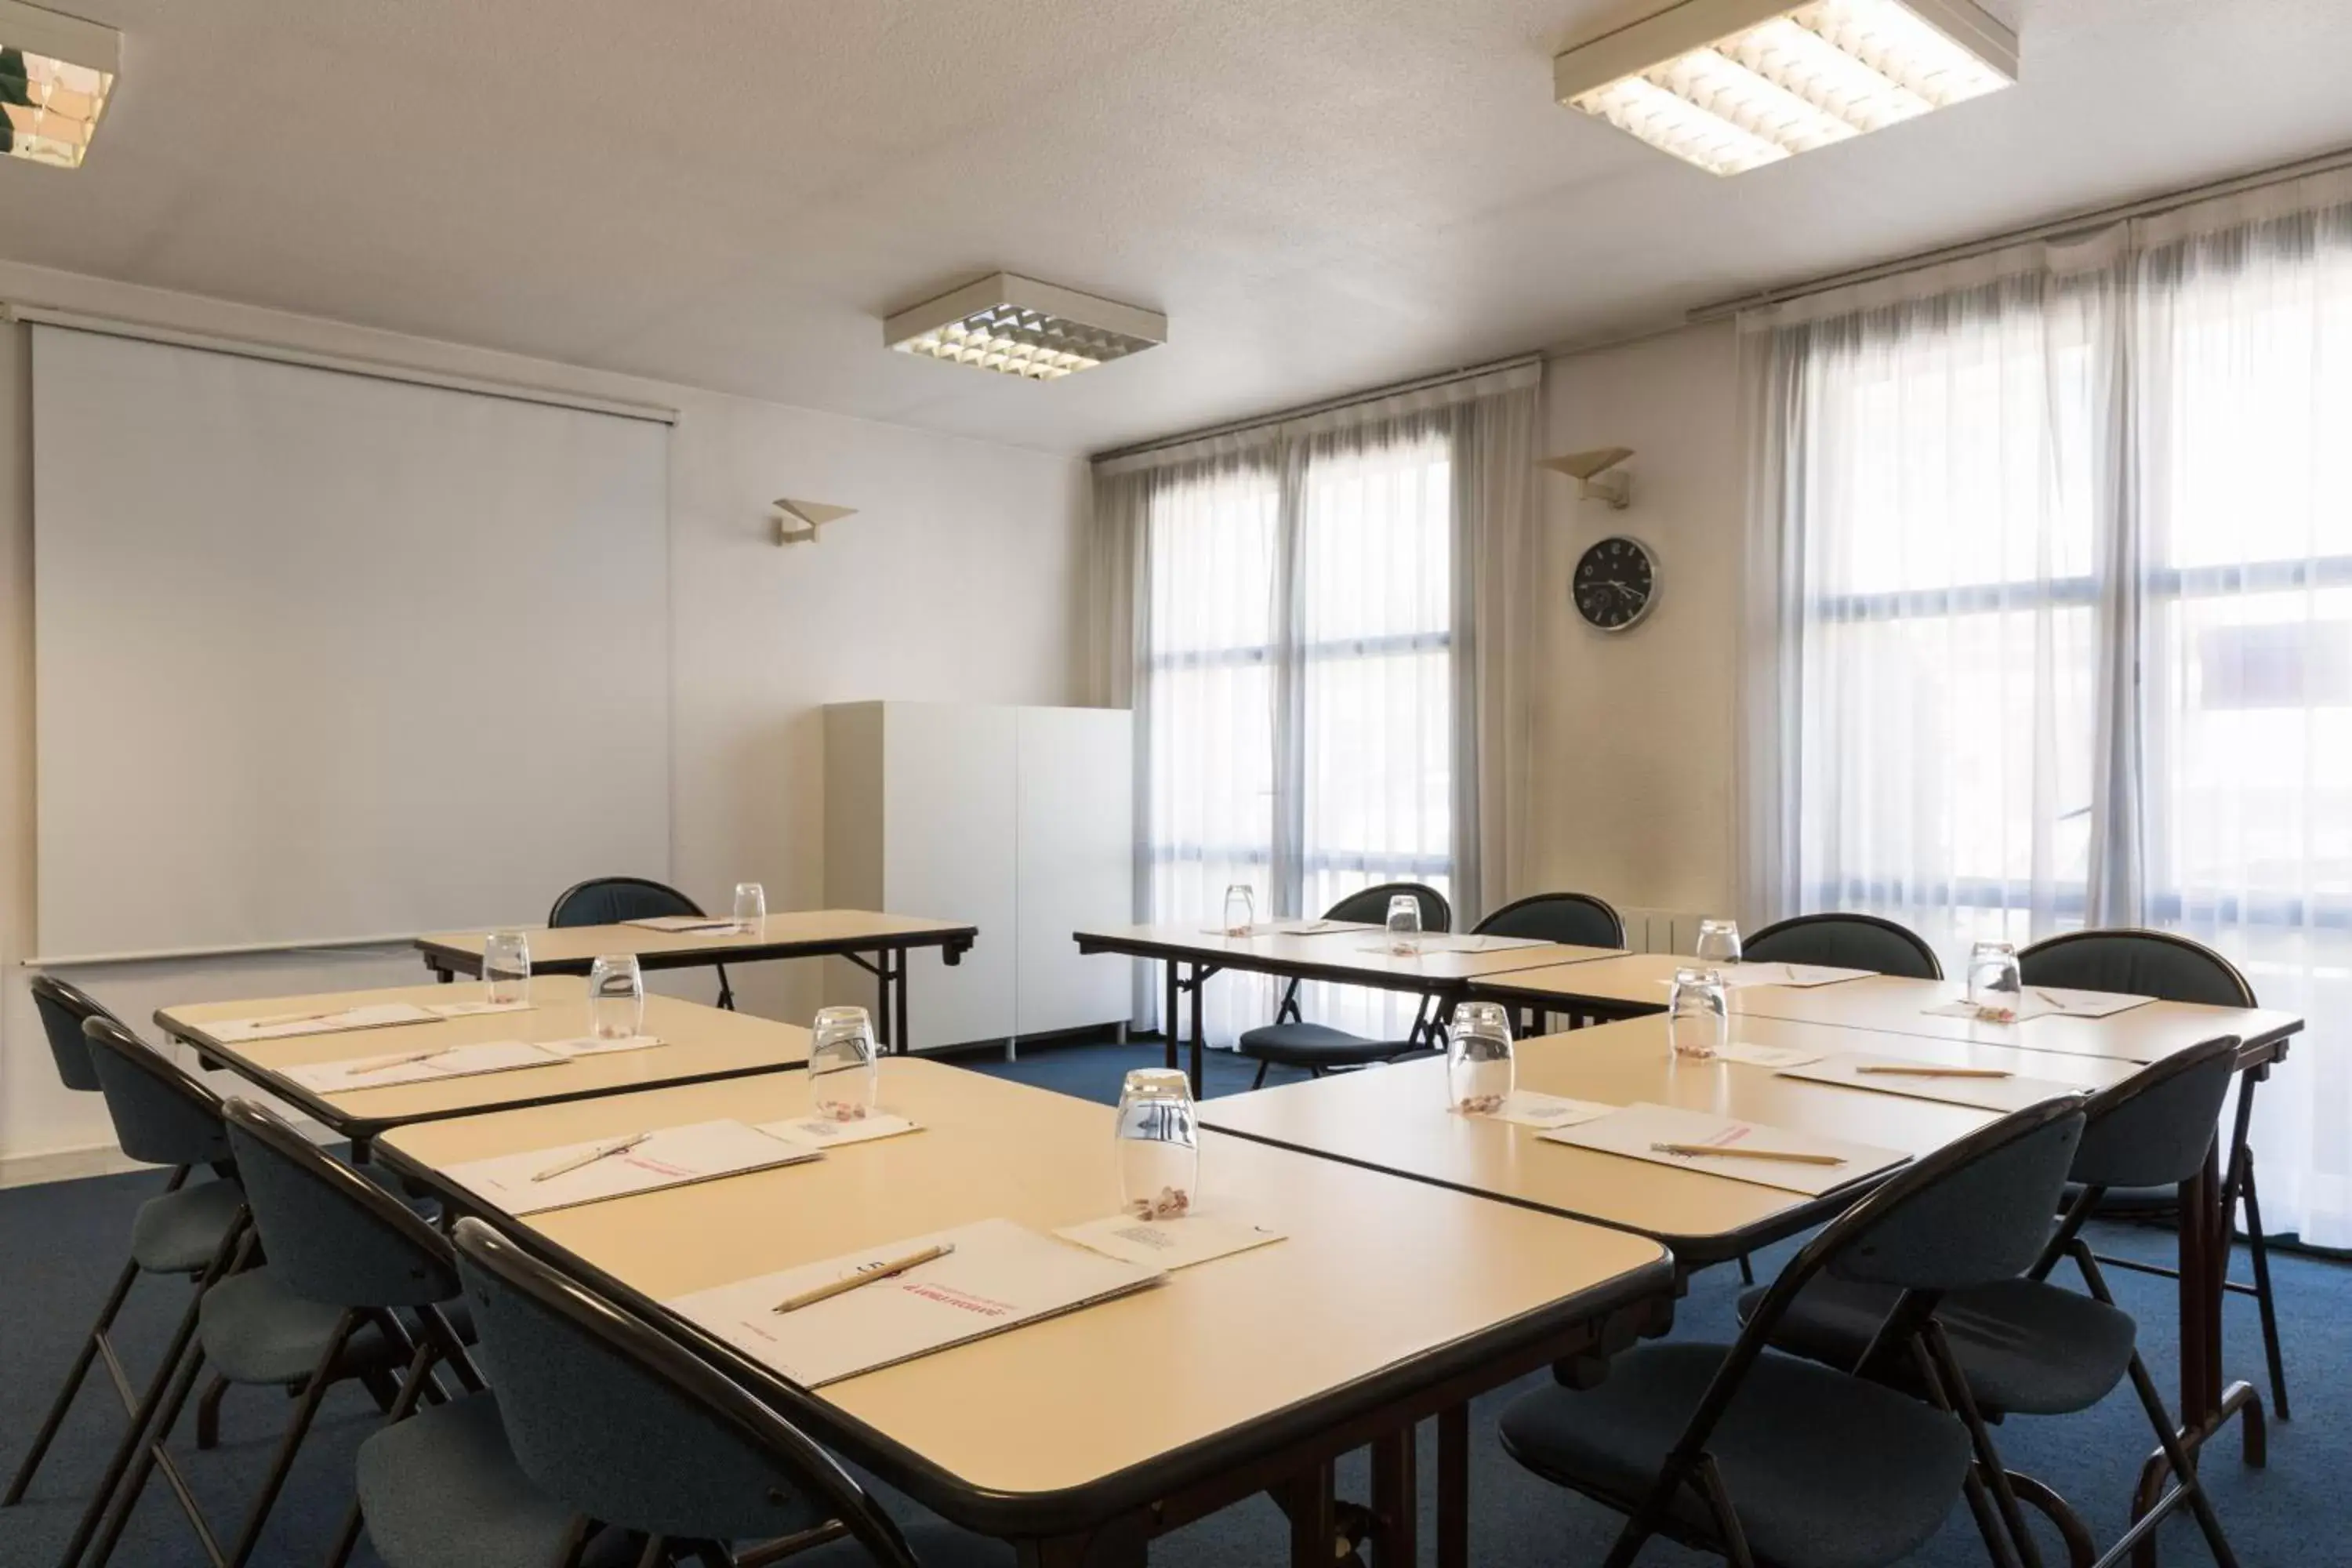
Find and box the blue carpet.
[2,1036,2342,1566]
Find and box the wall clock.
[1573,535,1657,632]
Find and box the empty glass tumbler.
[810,1005,880,1121]
[586,953,644,1040]
[733,881,768,935]
[1447,1000,1516,1115]
[1387,893,1423,956]
[1116,1068,1199,1220]
[1668,967,1729,1060]
[1967,941,2024,1022]
[483,929,531,1007]
[1695,918,1743,967]
[1223,884,1256,937]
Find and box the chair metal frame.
[1242,881,1453,1090]
[2018,928,2288,1423]
[550,874,738,1011]
[452,1217,929,1568]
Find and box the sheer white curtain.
[1740,170,2352,1244]
[1092,362,1540,1047]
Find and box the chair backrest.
[221,1099,457,1308]
[448,1218,920,1564]
[1743,913,1943,980]
[2018,928,2254,1008]
[30,973,118,1092]
[1472,891,1625,949]
[1325,881,1451,934]
[81,1017,233,1169]
[547,876,705,929]
[2072,1033,2240,1191]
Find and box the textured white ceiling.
[5,0,2351,455]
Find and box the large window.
[1143,433,1454,1042]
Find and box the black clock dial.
[1573,536,1656,632]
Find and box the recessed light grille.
[885,274,1167,382]
[0,2,120,170]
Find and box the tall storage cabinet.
[823,702,1134,1052]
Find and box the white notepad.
[538,1033,669,1060]
[285,1040,564,1094]
[621,916,742,934]
[1924,988,2153,1025]
[1540,1102,1910,1196]
[1462,1090,1616,1129]
[209,1003,440,1044]
[1657,963,1872,993]
[423,1000,535,1021]
[440,1120,822,1216]
[1711,1041,1825,1069]
[1778,1054,2097,1114]
[757,1112,922,1149]
[1054,1211,1287,1270]
[668,1218,1164,1388]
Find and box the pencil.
[771,1243,955,1313]
[1651,1142,1846,1166]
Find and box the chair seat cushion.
[358,1394,622,1568]
[198,1267,401,1386]
[2067,1181,2180,1218]
[1499,1342,1972,1568]
[1736,1276,2137,1417]
[130,1178,245,1275]
[1235,1022,1419,1068]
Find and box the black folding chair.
[1499,1096,2087,1568]
[1236,881,1451,1090]
[550,874,736,1010]
[1744,912,1944,980]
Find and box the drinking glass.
[1694,918,1743,968]
[1967,941,2024,1022]
[809,1005,880,1121]
[586,953,644,1040]
[1115,1068,1200,1220]
[733,881,768,935]
[1446,1000,1515,1115]
[1387,893,1423,956]
[483,929,531,1007]
[1222,884,1256,938]
[1668,967,1729,1060]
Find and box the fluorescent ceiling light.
[1554,0,2015,176]
[884,273,1166,382]
[0,2,119,170]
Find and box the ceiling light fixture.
[884,273,1166,382]
[0,2,119,170]
[1553,0,2015,176]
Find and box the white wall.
[1531,321,1744,922]
[0,262,1089,1181]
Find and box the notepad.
[439,1120,822,1216]
[757,1112,922,1149]
[621,916,742,934]
[1657,963,1872,992]
[1924,987,2152,1025]
[1463,1090,1616,1129]
[284,1040,564,1094]
[1779,1054,2096,1114]
[1054,1212,1287,1271]
[667,1218,1164,1387]
[1276,920,1367,936]
[422,1000,535,1020]
[209,1003,441,1044]
[1711,1041,1825,1069]
[1540,1102,1909,1196]
[538,1033,669,1059]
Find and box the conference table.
[157,976,811,1157]
[1206,981,2305,1560]
[1072,922,1624,1097]
[416,909,978,1051]
[378,1058,1676,1567]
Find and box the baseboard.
[0,1141,147,1190]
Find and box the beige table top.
[419,909,975,973]
[1075,921,1624,987]
[160,977,810,1141]
[379,1059,1671,1531]
[1200,1013,2155,1264]
[1475,962,2303,1065]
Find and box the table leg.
[1164,960,1180,1075]
[873,949,895,1051]
[1280,1459,1338,1568]
[1371,1428,1417,1566]
[1438,1403,1470,1568]
[894,947,912,1054]
[1187,961,1206,1101]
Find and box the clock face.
[1573,536,1657,632]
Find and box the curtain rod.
[1090,352,1542,464]
[1686,143,2352,324]
[0,303,681,426]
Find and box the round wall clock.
[1572,535,1658,633]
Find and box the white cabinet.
[824,702,1134,1052]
